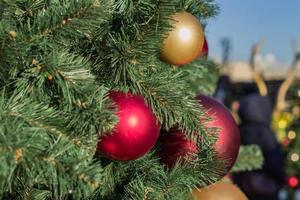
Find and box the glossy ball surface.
[97,91,161,161]
[193,181,247,200]
[197,95,240,174]
[160,12,204,65]
[199,37,209,57]
[158,129,198,167]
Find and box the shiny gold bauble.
[160,12,204,65]
[193,182,248,200]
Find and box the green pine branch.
[0,91,103,199]
[231,145,264,173]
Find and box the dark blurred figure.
[213,75,232,106]
[234,94,285,200]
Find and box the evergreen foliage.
[231,145,264,173]
[0,0,261,199]
[285,84,300,177]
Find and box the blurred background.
[206,1,300,199]
[208,0,300,63]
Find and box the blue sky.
[207,0,300,64]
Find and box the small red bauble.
[97,91,161,161]
[196,95,240,174]
[287,176,299,188]
[158,129,198,167]
[199,37,208,57]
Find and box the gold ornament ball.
[193,182,248,200]
[160,12,204,65]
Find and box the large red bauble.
[158,129,198,167]
[196,95,240,174]
[199,37,208,57]
[97,91,161,161]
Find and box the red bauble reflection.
[199,37,208,57]
[287,176,299,188]
[97,91,161,161]
[196,95,240,174]
[158,129,198,167]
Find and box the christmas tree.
[270,43,300,198]
[282,83,300,198]
[0,1,262,199]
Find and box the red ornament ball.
[196,95,240,174]
[158,128,198,167]
[287,176,299,188]
[199,37,208,57]
[97,91,161,161]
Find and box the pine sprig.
[231,145,264,173]
[0,92,103,199]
